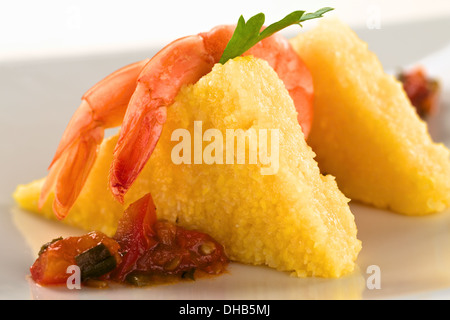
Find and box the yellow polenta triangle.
[14,56,361,277]
[290,19,450,215]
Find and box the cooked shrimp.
[40,24,313,219]
[39,59,149,219]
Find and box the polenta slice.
[14,56,361,278]
[290,19,450,215]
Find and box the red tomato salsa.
[399,67,440,118]
[30,193,228,287]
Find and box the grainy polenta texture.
[290,19,450,215]
[14,56,361,278]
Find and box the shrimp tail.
[40,126,103,219]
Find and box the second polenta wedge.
[290,19,450,215]
[14,56,361,278]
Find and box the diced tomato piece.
[30,231,120,285]
[133,220,228,276]
[399,67,440,118]
[111,193,158,280]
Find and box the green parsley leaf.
[219,7,334,64]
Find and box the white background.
[1,0,450,62]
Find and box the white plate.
[1,18,450,300]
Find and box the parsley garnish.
[219,7,334,64]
